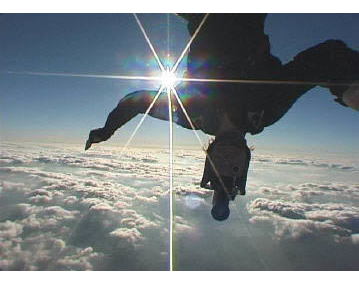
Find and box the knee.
[294,39,349,63]
[316,39,347,49]
[308,39,346,51]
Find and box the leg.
[286,40,359,108]
[262,40,359,128]
[85,86,210,150]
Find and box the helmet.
[211,184,230,221]
[211,204,230,221]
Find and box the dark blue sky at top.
[1,13,358,153]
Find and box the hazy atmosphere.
[1,13,359,271]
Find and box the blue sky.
[1,13,358,153]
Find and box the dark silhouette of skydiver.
[85,14,359,221]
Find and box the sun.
[161,66,177,88]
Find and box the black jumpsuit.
[97,14,359,141]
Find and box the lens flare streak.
[133,13,165,72]
[119,86,165,155]
[167,87,174,272]
[7,71,163,82]
[170,87,204,147]
[9,71,359,88]
[180,77,359,87]
[171,13,210,73]
[171,87,233,201]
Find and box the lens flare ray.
[171,13,210,73]
[133,13,165,72]
[7,71,163,82]
[119,86,165,155]
[180,77,359,87]
[10,71,358,88]
[166,87,174,272]
[170,87,204,147]
[171,87,233,200]
[10,70,358,88]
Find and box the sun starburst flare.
[126,14,210,271]
[162,67,178,88]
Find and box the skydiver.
[85,14,359,221]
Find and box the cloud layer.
[1,142,359,270]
